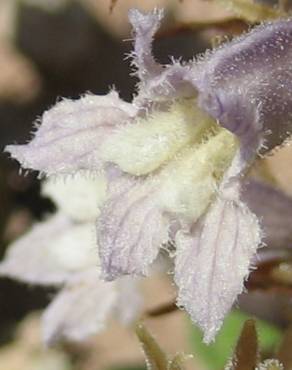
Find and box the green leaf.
[189,310,282,370]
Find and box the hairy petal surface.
[0,215,98,285]
[129,9,196,104]
[158,129,238,221]
[6,91,137,175]
[102,99,215,175]
[128,8,163,81]
[243,179,292,249]
[99,126,238,282]
[42,269,117,344]
[175,188,261,343]
[98,175,169,281]
[196,19,292,152]
[42,172,107,222]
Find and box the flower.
[0,173,141,344]
[5,9,292,342]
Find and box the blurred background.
[0,0,292,369]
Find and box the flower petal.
[196,19,292,152]
[129,9,196,104]
[174,188,261,343]
[47,222,98,272]
[97,175,169,281]
[42,269,117,344]
[243,179,292,249]
[128,8,163,81]
[42,172,107,222]
[102,99,216,176]
[0,215,98,285]
[158,128,238,222]
[6,91,137,175]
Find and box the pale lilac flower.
[0,173,141,344]
[5,9,292,342]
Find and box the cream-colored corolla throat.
[102,98,239,221]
